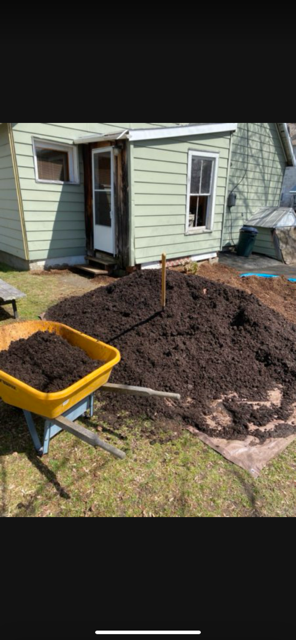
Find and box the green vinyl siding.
[0,124,25,259]
[11,123,190,262]
[224,123,287,247]
[131,133,231,264]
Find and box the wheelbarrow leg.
[42,394,96,456]
[23,411,43,457]
[43,421,63,456]
[83,393,94,419]
[90,393,94,418]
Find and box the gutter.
[221,131,234,250]
[277,123,296,166]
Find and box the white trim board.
[75,130,129,145]
[141,253,217,269]
[129,123,237,141]
[75,123,238,145]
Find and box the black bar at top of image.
[8,621,290,639]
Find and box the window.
[33,139,79,184]
[186,151,219,232]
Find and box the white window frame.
[185,150,219,234]
[33,138,80,185]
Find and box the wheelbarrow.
[0,321,180,460]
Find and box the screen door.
[92,148,115,254]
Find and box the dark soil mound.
[0,331,101,393]
[45,270,296,441]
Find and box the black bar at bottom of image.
[4,621,290,639]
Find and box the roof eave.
[128,123,238,142]
[75,130,129,145]
[75,123,238,145]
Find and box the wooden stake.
[161,252,166,310]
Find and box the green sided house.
[0,122,294,271]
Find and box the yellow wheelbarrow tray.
[0,320,121,420]
[0,321,180,460]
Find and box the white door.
[92,147,115,255]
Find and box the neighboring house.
[281,122,296,208]
[0,122,294,271]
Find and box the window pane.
[37,148,69,182]
[191,157,202,193]
[189,195,208,228]
[197,196,208,226]
[95,191,112,227]
[201,160,213,194]
[94,152,111,189]
[189,196,198,227]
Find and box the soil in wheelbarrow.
[45,270,296,442]
[0,331,103,393]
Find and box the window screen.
[36,148,70,182]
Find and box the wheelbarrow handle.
[54,416,125,459]
[101,383,181,400]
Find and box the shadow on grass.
[0,263,18,275]
[79,415,128,442]
[26,451,71,500]
[0,306,14,322]
[0,404,71,510]
[230,468,262,517]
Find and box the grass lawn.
[0,264,295,517]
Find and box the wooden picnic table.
[0,279,26,319]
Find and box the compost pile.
[45,270,296,441]
[0,331,101,393]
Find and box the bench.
[0,279,26,319]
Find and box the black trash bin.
[236,226,258,257]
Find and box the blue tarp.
[240,273,279,279]
[240,273,296,283]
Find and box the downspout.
[275,123,295,207]
[220,131,234,250]
[7,123,29,261]
[277,123,296,167]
